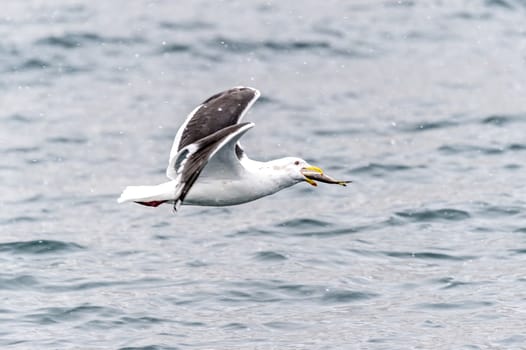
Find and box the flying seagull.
[118,87,350,211]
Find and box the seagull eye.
[294,161,300,166]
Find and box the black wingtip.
[172,200,182,213]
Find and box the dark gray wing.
[178,87,259,150]
[170,122,254,210]
[167,87,260,179]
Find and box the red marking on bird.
[135,200,166,207]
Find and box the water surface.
[1,1,526,349]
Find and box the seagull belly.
[183,178,275,206]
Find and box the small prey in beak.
[301,166,351,187]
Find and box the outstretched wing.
[170,122,254,210]
[167,86,260,180]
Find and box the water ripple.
[278,217,331,228]
[220,289,280,304]
[313,127,365,136]
[274,218,366,237]
[4,146,39,154]
[201,36,373,58]
[45,277,165,292]
[35,32,144,49]
[217,280,379,306]
[3,114,36,124]
[416,300,493,311]
[211,37,331,53]
[402,120,459,132]
[474,202,522,217]
[263,321,306,330]
[438,143,525,155]
[431,277,483,290]
[293,227,363,237]
[276,283,321,298]
[352,163,417,177]
[0,275,39,291]
[119,346,179,350]
[222,322,248,330]
[46,136,87,144]
[119,316,170,327]
[482,114,526,126]
[382,251,476,261]
[510,248,526,255]
[321,289,377,304]
[12,58,50,71]
[395,208,471,222]
[0,240,84,255]
[159,20,215,31]
[2,216,40,225]
[159,43,191,54]
[253,251,287,262]
[25,305,118,325]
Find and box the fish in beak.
[300,166,351,187]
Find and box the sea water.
[1,1,526,349]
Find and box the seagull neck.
[240,157,297,190]
[240,157,278,174]
[239,156,264,169]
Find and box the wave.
[439,143,526,155]
[159,20,215,31]
[253,250,287,262]
[0,240,84,255]
[25,304,119,324]
[481,114,526,126]
[0,275,39,291]
[153,36,380,59]
[35,32,145,49]
[474,202,522,218]
[352,163,417,177]
[415,300,493,311]
[401,119,459,132]
[382,251,476,261]
[217,279,378,306]
[46,136,87,144]
[394,208,470,222]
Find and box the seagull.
[118,87,350,212]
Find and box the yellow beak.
[301,166,323,187]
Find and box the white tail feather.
[117,182,175,204]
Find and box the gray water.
[2,0,526,349]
